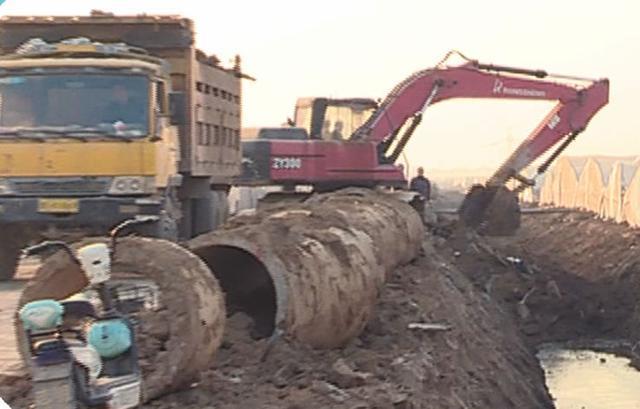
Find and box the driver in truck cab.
[102,83,144,124]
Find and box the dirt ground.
[4,206,640,408]
[2,228,554,409]
[141,238,553,409]
[494,212,640,359]
[444,211,640,365]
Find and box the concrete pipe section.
[17,237,226,401]
[188,188,424,348]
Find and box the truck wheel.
[0,238,22,281]
[192,195,215,237]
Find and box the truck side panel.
[191,59,242,181]
[0,16,242,181]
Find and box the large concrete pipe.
[16,237,226,402]
[188,188,424,348]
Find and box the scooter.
[18,216,158,409]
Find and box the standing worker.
[409,167,431,201]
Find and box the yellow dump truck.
[0,12,248,279]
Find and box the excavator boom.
[352,57,609,187]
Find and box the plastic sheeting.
[539,171,555,205]
[535,155,639,227]
[575,158,605,211]
[599,161,636,222]
[543,157,579,208]
[623,167,640,227]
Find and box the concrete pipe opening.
[197,245,277,339]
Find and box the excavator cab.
[238,97,383,185]
[293,97,378,141]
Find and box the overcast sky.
[1,0,638,173]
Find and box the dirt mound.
[441,211,640,366]
[141,237,553,409]
[6,191,576,408]
[4,232,556,409]
[501,213,640,343]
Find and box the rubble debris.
[329,359,372,389]
[407,323,452,332]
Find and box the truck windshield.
[0,74,150,138]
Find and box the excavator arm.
[352,52,609,188]
[349,52,609,235]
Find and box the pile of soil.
[3,212,561,409]
[503,213,640,347]
[142,237,553,409]
[16,203,640,408]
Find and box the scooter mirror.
[76,243,111,285]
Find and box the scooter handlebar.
[110,215,160,239]
[22,241,75,259]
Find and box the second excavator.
[238,51,609,235]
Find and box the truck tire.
[192,195,215,237]
[0,236,22,281]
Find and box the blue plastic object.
[19,300,64,331]
[87,319,132,359]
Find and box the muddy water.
[538,345,640,409]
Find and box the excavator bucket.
[458,184,521,236]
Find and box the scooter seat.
[61,300,96,320]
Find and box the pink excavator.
[238,51,609,235]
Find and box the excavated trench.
[441,210,640,409]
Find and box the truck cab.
[0,13,246,280]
